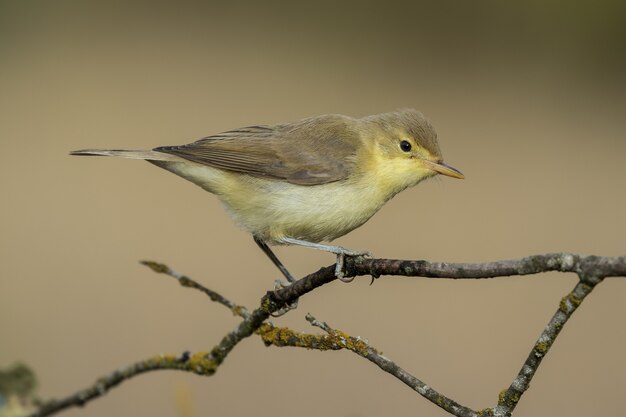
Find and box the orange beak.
[424,161,465,179]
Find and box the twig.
[263,254,625,417]
[28,253,626,417]
[28,352,211,417]
[259,314,478,417]
[140,260,250,318]
[28,264,333,417]
[343,253,626,281]
[488,277,601,416]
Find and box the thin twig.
[28,253,626,417]
[28,352,211,417]
[259,314,478,417]
[488,276,603,417]
[28,264,334,417]
[140,260,250,318]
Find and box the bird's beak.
[424,160,465,179]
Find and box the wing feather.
[154,116,360,185]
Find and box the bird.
[71,109,464,284]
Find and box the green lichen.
[497,388,520,409]
[147,354,179,367]
[535,341,550,355]
[186,352,217,375]
[568,292,583,307]
[231,305,248,317]
[497,388,507,404]
[260,297,275,313]
[477,408,495,417]
[140,260,170,274]
[258,324,371,356]
[560,292,583,313]
[333,330,370,356]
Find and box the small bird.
[71,109,463,283]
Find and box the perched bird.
[71,109,463,283]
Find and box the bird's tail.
[70,149,173,161]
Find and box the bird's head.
[362,109,464,193]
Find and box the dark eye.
[400,140,412,152]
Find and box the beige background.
[1,1,625,416]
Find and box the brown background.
[1,1,625,416]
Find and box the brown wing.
[153,115,360,185]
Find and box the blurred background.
[1,1,625,416]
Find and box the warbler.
[71,109,463,283]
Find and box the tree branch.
[343,253,626,281]
[489,278,601,416]
[140,260,250,318]
[259,314,478,417]
[28,263,334,417]
[27,253,626,417]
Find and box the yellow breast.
[157,143,434,244]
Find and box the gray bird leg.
[277,237,371,283]
[254,236,297,283]
[253,236,299,315]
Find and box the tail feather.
[70,149,172,161]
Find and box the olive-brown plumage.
[71,109,463,283]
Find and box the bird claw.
[274,237,371,283]
[335,253,353,282]
[271,279,299,316]
[334,249,371,283]
[274,279,291,290]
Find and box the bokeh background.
[1,1,625,416]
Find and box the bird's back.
[154,114,363,185]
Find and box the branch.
[343,253,626,281]
[489,277,601,416]
[259,314,477,417]
[29,263,334,417]
[140,260,250,318]
[28,352,207,417]
[28,253,626,417]
[258,253,625,417]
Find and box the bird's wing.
[154,118,360,185]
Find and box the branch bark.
[27,253,626,417]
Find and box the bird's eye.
[400,140,412,152]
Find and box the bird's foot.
[332,248,372,283]
[275,237,371,283]
[271,279,299,317]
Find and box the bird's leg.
[253,236,298,316]
[254,236,297,283]
[277,237,371,283]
